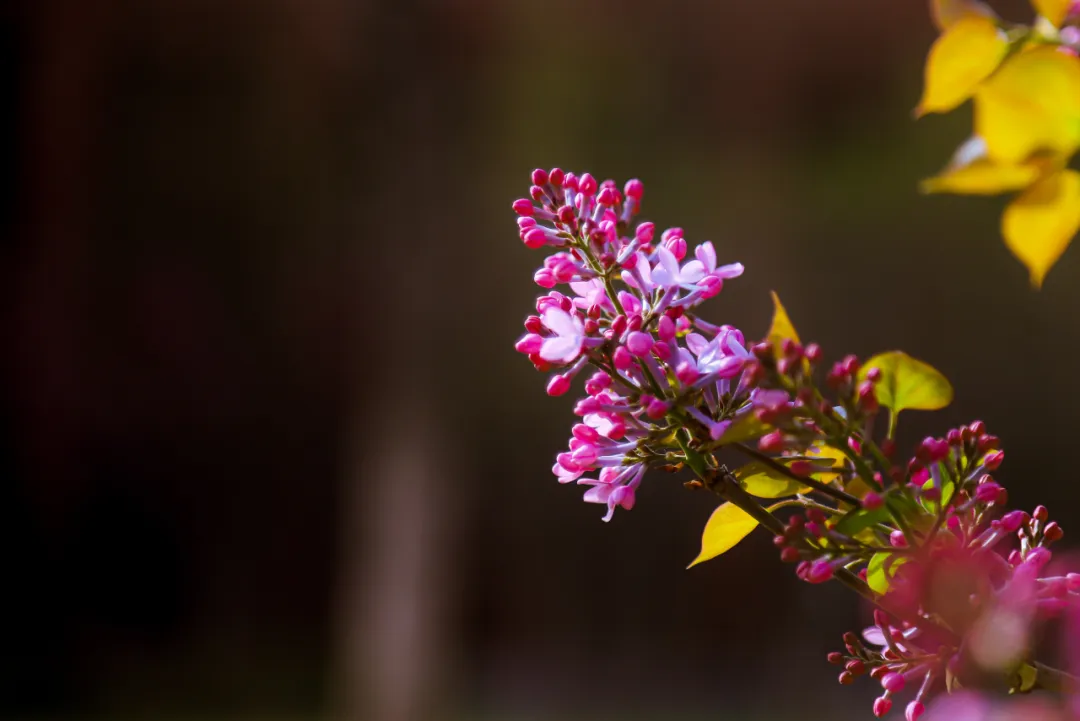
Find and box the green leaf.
[734,461,808,499]
[687,502,759,568]
[866,552,909,594]
[834,506,892,537]
[714,413,771,446]
[858,351,953,429]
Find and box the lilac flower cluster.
[512,168,746,521]
[510,169,1080,717]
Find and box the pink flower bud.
[546,374,571,396]
[788,460,812,477]
[1001,510,1029,533]
[890,531,907,548]
[975,481,1003,504]
[515,334,543,354]
[635,221,655,243]
[512,198,534,216]
[533,268,556,288]
[1045,521,1064,542]
[862,492,884,511]
[758,431,784,453]
[626,331,653,357]
[624,178,644,200]
[665,235,687,261]
[905,701,924,721]
[657,314,676,341]
[612,345,633,371]
[531,168,548,186]
[645,397,670,419]
[610,314,628,336]
[806,560,834,584]
[1025,547,1052,570]
[523,227,548,249]
[548,167,564,187]
[596,186,618,206]
[578,173,597,196]
[873,697,892,718]
[983,450,1004,470]
[881,672,905,692]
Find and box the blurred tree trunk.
[331,2,484,719]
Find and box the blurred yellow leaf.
[921,161,1041,194]
[920,137,1051,194]
[1032,0,1072,26]
[930,0,997,30]
[687,502,758,568]
[975,47,1080,163]
[766,291,799,357]
[1002,169,1080,287]
[916,16,1008,117]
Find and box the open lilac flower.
[538,307,585,364]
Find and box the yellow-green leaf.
[1033,0,1072,26]
[687,502,759,568]
[858,351,953,428]
[867,552,909,594]
[920,137,1049,195]
[766,291,799,357]
[916,16,1008,117]
[734,461,809,499]
[930,0,997,30]
[975,47,1080,163]
[714,413,771,445]
[1012,662,1039,694]
[1002,169,1080,288]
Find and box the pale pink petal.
[862,627,886,647]
[679,259,706,283]
[540,336,580,363]
[583,485,614,504]
[714,262,744,279]
[542,307,577,337]
[695,241,717,271]
[685,332,710,356]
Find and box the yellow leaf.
[921,161,1041,194]
[734,461,809,499]
[930,0,997,30]
[1002,169,1080,287]
[687,502,759,568]
[805,443,846,485]
[766,291,799,357]
[975,47,1080,163]
[921,137,1049,195]
[1032,0,1072,26]
[858,352,953,430]
[916,16,1008,117]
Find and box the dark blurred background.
[3,1,1078,720]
